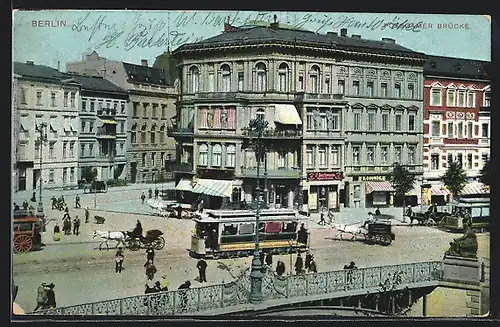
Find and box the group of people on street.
[141,188,161,204]
[318,207,336,225]
[293,251,318,275]
[33,283,56,311]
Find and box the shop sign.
[196,168,234,180]
[360,175,386,182]
[307,171,344,181]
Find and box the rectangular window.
[408,84,415,99]
[208,73,215,92]
[368,112,375,130]
[408,115,415,131]
[80,144,85,157]
[319,114,327,130]
[89,121,94,133]
[98,100,103,110]
[161,105,166,119]
[306,112,314,130]
[381,146,388,164]
[90,100,95,112]
[63,92,68,107]
[70,93,75,107]
[448,153,453,164]
[352,146,360,164]
[81,120,86,133]
[69,142,74,157]
[318,146,327,167]
[484,92,491,107]
[70,168,75,182]
[467,91,475,107]
[325,78,330,94]
[381,83,388,97]
[366,81,374,97]
[49,116,57,132]
[152,104,158,118]
[353,185,361,198]
[20,115,28,132]
[36,91,43,105]
[143,104,148,118]
[407,146,416,165]
[467,122,473,138]
[238,72,244,91]
[278,150,286,168]
[458,90,466,107]
[382,114,389,131]
[458,122,463,138]
[89,144,94,157]
[49,169,55,182]
[63,168,68,183]
[394,83,401,98]
[51,92,56,106]
[63,142,67,158]
[306,146,314,167]
[81,99,87,111]
[121,102,126,114]
[299,75,304,91]
[338,80,345,94]
[481,123,488,137]
[34,143,40,159]
[394,146,402,163]
[467,153,473,169]
[353,113,361,131]
[431,89,442,106]
[49,142,55,159]
[457,153,463,167]
[447,89,456,106]
[330,113,339,130]
[352,81,360,96]
[395,114,402,131]
[431,121,440,136]
[20,89,27,104]
[482,154,489,164]
[367,146,375,164]
[447,121,454,137]
[330,146,339,166]
[431,154,440,170]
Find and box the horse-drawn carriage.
[407,205,449,226]
[13,211,43,253]
[333,219,396,246]
[92,229,166,251]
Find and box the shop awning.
[274,104,302,125]
[460,182,489,195]
[103,119,118,125]
[365,181,395,194]
[430,186,450,196]
[175,178,193,192]
[192,178,233,198]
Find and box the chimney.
[381,37,396,44]
[340,28,347,37]
[26,60,34,65]
[270,14,279,30]
[327,32,338,36]
[141,59,148,67]
[351,34,361,39]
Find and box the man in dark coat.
[133,220,144,241]
[73,216,81,235]
[309,257,318,273]
[148,188,153,199]
[75,194,81,208]
[305,251,312,270]
[115,247,124,273]
[141,192,146,204]
[265,252,273,267]
[22,200,29,210]
[45,283,56,309]
[154,188,159,199]
[85,207,90,223]
[145,262,157,280]
[276,260,285,276]
[34,283,48,311]
[259,251,265,266]
[31,191,37,202]
[298,223,308,245]
[197,259,208,283]
[294,253,304,274]
[178,281,191,308]
[144,247,155,266]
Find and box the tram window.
[283,222,297,233]
[222,224,238,236]
[239,223,255,235]
[471,207,481,218]
[481,207,489,216]
[259,222,265,233]
[16,223,33,232]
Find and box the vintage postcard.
[12,10,491,318]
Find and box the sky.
[13,11,491,69]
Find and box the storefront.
[306,171,344,212]
[429,185,450,205]
[242,179,300,209]
[363,176,395,208]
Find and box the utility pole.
[36,122,48,230]
[248,116,268,304]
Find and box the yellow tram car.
[190,208,310,259]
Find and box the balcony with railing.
[97,108,117,117]
[167,126,194,137]
[241,128,302,139]
[294,92,345,103]
[180,91,299,103]
[238,167,302,179]
[96,126,116,139]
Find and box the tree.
[441,160,467,201]
[387,163,416,220]
[479,159,491,186]
[82,167,98,185]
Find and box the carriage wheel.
[127,239,141,251]
[153,236,165,250]
[426,218,436,226]
[14,235,33,253]
[379,235,392,246]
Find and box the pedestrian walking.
[305,251,312,270]
[308,256,317,273]
[145,262,157,280]
[45,283,56,309]
[34,283,48,311]
[115,247,124,273]
[22,200,29,211]
[72,216,81,235]
[63,206,70,220]
[375,208,381,216]
[319,208,327,225]
[294,253,304,275]
[148,188,153,199]
[31,191,36,202]
[154,188,159,199]
[144,247,155,266]
[75,194,81,208]
[141,192,146,205]
[62,217,72,235]
[276,260,285,276]
[85,207,90,223]
[297,223,308,245]
[265,252,273,267]
[51,197,57,210]
[197,259,208,283]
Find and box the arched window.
[159,125,165,143]
[130,124,137,143]
[255,63,267,92]
[226,144,236,167]
[309,65,320,93]
[212,144,222,166]
[150,124,156,143]
[221,64,231,92]
[189,66,200,93]
[141,124,147,143]
[199,144,208,166]
[278,63,289,92]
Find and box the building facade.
[13,74,19,192]
[170,22,426,209]
[14,61,81,191]
[66,73,129,182]
[66,52,177,183]
[423,56,490,189]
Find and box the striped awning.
[460,182,489,195]
[430,186,450,196]
[274,104,302,125]
[175,178,193,192]
[192,178,233,198]
[365,181,395,194]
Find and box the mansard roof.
[424,55,490,80]
[122,62,173,86]
[63,73,127,95]
[14,61,67,82]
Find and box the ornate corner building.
[168,20,426,210]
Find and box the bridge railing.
[33,261,442,316]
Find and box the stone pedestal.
[442,255,481,285]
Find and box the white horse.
[92,230,127,250]
[331,222,367,241]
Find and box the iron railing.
[33,261,442,316]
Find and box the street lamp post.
[248,116,268,304]
[36,123,48,228]
[263,147,268,207]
